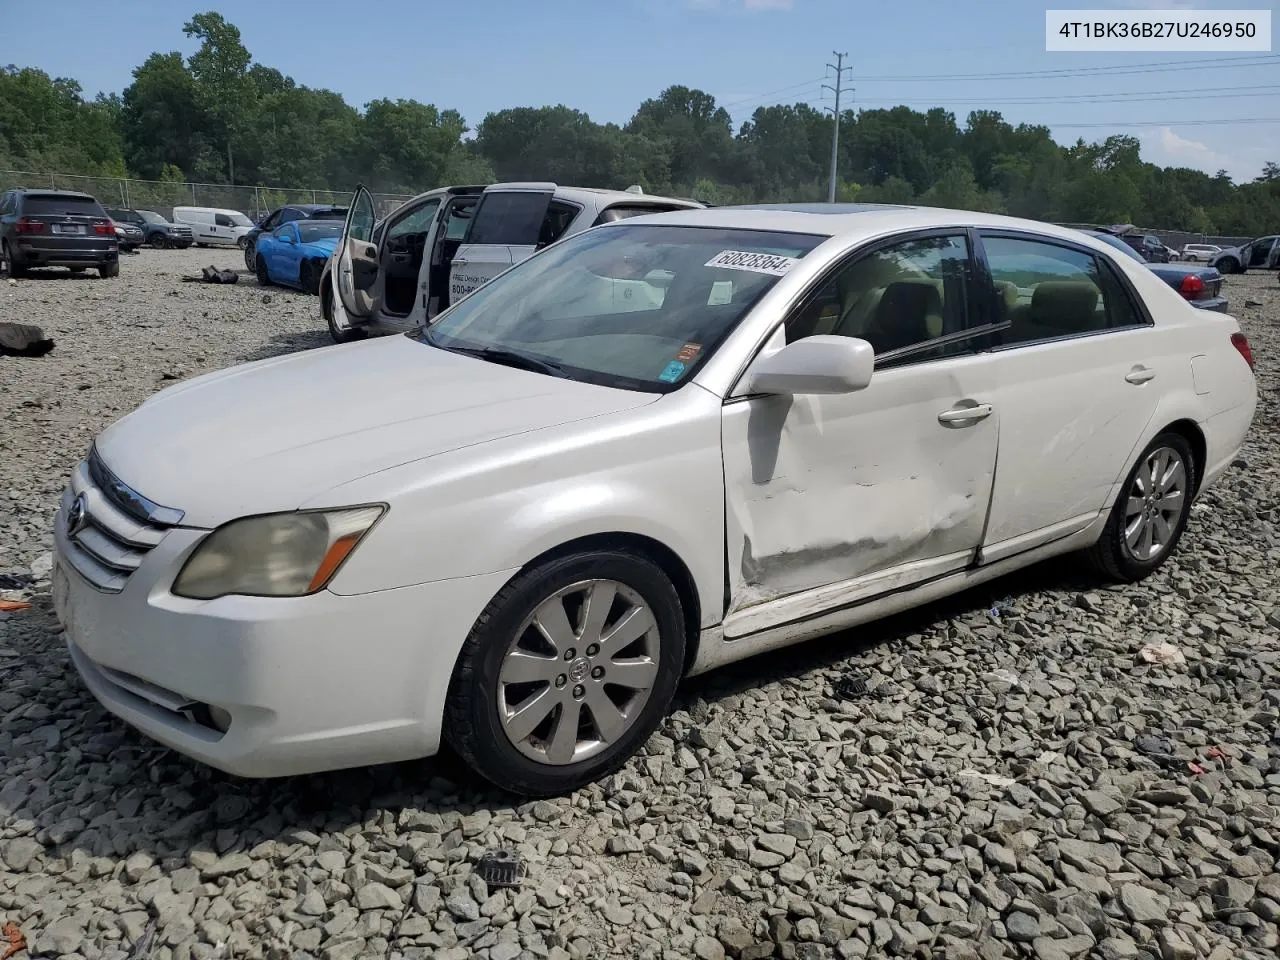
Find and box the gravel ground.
[1,251,1278,960]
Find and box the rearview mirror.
[741,335,874,396]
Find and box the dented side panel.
[720,352,1000,630]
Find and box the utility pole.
[823,52,852,203]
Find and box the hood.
[95,335,657,527]
[300,237,339,256]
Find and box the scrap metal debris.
[476,849,528,888]
[0,321,55,357]
[0,600,32,613]
[182,266,240,284]
[0,573,35,591]
[0,922,26,960]
[833,674,870,700]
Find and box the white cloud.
[1141,126,1238,175]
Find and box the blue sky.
[3,0,1277,182]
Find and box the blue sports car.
[254,219,344,294]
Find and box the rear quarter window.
[22,195,106,217]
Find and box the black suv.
[245,203,348,270]
[0,188,120,278]
[105,207,194,249]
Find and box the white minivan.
[171,207,255,248]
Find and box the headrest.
[1029,280,1100,330]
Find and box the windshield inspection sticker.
[675,342,702,363]
[704,249,800,276]
[658,360,686,383]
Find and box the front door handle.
[938,402,993,425]
[1125,366,1156,385]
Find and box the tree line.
[2,11,1278,235]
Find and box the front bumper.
[52,492,515,777]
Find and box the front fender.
[309,389,727,629]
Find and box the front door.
[974,231,1163,562]
[334,185,378,320]
[370,195,440,327]
[721,231,1001,638]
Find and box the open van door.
[334,185,379,320]
[448,183,555,305]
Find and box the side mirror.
[741,335,874,396]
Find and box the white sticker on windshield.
[704,249,800,276]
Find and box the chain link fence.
[0,170,415,221]
[1055,222,1252,252]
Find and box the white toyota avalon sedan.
[52,203,1258,796]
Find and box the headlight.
[172,506,384,600]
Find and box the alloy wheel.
[497,579,661,765]
[1123,445,1187,561]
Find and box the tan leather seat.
[1010,280,1101,343]
[857,281,943,354]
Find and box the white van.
[171,206,255,248]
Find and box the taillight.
[1231,332,1255,371]
[1178,274,1205,299]
[94,220,115,236]
[15,217,44,233]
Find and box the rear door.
[449,186,554,303]
[333,186,379,319]
[417,191,481,321]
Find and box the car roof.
[17,189,97,201]
[608,203,1135,245]
[286,203,347,212]
[481,181,703,209]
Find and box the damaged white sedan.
[53,203,1257,796]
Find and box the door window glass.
[982,235,1139,345]
[467,192,552,245]
[347,190,375,244]
[786,234,973,366]
[537,201,579,246]
[214,213,234,228]
[387,199,440,242]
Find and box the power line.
[852,54,1279,83]
[855,86,1280,107]
[717,78,826,111]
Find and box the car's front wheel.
[445,551,687,797]
[322,282,366,344]
[237,236,250,250]
[1218,257,1241,274]
[255,257,271,287]
[244,243,257,271]
[1088,432,1196,583]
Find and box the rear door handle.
[1125,366,1156,384]
[938,402,993,425]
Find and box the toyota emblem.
[65,493,88,538]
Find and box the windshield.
[417,223,824,392]
[1085,231,1147,265]
[298,221,343,242]
[137,210,165,224]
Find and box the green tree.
[183,11,253,183]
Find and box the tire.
[256,256,271,287]
[1219,257,1240,274]
[1087,431,1196,583]
[299,260,318,295]
[322,283,367,344]
[237,236,249,250]
[244,242,257,271]
[98,260,119,279]
[2,240,26,279]
[444,550,686,797]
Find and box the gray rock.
[446,889,481,922]
[30,917,84,956]
[1006,911,1041,942]
[355,882,403,911]
[1,837,43,871]
[694,935,727,960]
[757,833,797,857]
[1118,884,1170,926]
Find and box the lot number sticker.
[705,250,800,276]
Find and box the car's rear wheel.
[1088,432,1195,583]
[1,240,25,279]
[444,551,686,797]
[98,261,119,279]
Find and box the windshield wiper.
[424,331,564,377]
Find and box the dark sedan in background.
[1084,229,1228,312]
[244,203,349,270]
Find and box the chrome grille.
[58,450,184,593]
